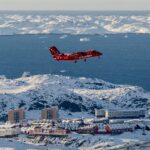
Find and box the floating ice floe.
[38,36,48,39]
[124,35,128,38]
[59,35,68,39]
[80,38,90,42]
[60,70,66,73]
[103,34,108,38]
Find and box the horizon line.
[0,10,150,12]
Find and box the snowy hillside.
[0,13,150,35]
[0,74,149,121]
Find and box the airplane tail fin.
[49,46,61,56]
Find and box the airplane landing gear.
[84,59,87,62]
[74,60,77,63]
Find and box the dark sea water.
[0,33,150,91]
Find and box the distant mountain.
[0,74,149,121]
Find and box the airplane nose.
[98,52,103,55]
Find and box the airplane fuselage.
[53,50,102,61]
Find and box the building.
[104,123,133,134]
[0,124,20,137]
[76,125,98,134]
[27,126,68,136]
[8,109,25,124]
[95,109,105,118]
[41,107,58,120]
[95,109,145,119]
[105,109,145,119]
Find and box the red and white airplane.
[49,46,103,62]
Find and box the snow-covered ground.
[0,74,150,149]
[0,13,150,35]
[0,130,150,150]
[0,138,72,150]
[80,130,150,150]
[0,74,150,121]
